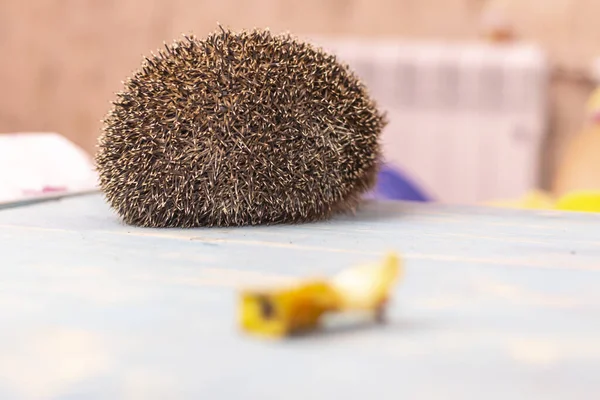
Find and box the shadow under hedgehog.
[95,26,387,228]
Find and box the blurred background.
[2,0,600,206]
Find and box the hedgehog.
[95,26,386,228]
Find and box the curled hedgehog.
[95,26,386,228]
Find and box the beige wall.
[1,0,599,190]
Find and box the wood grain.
[0,194,599,399]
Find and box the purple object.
[366,164,431,202]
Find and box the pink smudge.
[22,186,68,196]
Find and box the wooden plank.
[0,194,599,399]
[0,190,99,211]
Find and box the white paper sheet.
[0,132,99,205]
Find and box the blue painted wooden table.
[1,193,599,399]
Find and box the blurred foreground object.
[239,252,402,339]
[553,86,600,196]
[0,133,98,206]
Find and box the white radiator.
[310,37,549,204]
